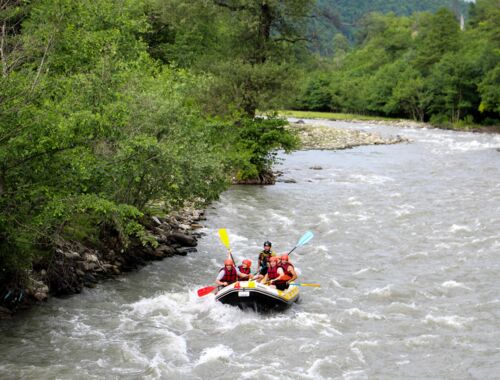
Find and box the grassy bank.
[279,110,500,133]
[277,110,398,122]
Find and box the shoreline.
[279,111,500,134]
[0,206,206,320]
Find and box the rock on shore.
[0,206,206,319]
[288,122,410,150]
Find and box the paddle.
[289,283,321,287]
[197,229,237,297]
[218,228,236,266]
[197,286,217,297]
[288,230,314,255]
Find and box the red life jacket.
[238,265,250,275]
[220,266,238,284]
[274,263,293,288]
[280,262,294,275]
[267,265,279,280]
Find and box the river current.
[1,120,499,379]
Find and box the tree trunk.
[255,3,272,64]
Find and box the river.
[1,120,499,379]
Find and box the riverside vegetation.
[293,0,500,130]
[1,0,498,316]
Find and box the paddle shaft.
[289,283,321,287]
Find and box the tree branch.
[212,0,246,11]
[1,21,6,77]
[273,36,309,43]
[30,35,53,92]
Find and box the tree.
[413,8,460,74]
[205,0,315,116]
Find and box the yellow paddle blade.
[218,228,230,250]
[290,283,321,287]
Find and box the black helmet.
[263,241,272,247]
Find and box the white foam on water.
[403,251,429,260]
[297,342,319,354]
[394,204,415,217]
[246,341,276,356]
[342,369,368,380]
[318,213,331,224]
[449,224,472,233]
[441,280,471,290]
[396,360,410,366]
[447,137,500,152]
[306,356,340,380]
[434,242,451,250]
[205,301,267,332]
[386,302,418,315]
[350,346,366,364]
[96,358,108,368]
[275,312,343,337]
[351,340,379,349]
[347,196,363,206]
[419,133,500,152]
[349,173,395,185]
[344,308,386,321]
[357,213,371,221]
[269,211,293,226]
[354,267,380,275]
[423,314,474,328]
[128,292,197,330]
[329,278,344,288]
[336,297,353,304]
[365,285,393,298]
[196,344,234,366]
[404,334,440,347]
[240,368,280,380]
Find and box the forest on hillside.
[310,0,471,54]
[1,0,499,293]
[295,0,500,126]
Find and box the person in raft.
[237,259,254,281]
[277,254,297,289]
[262,255,297,290]
[254,240,275,281]
[215,259,252,287]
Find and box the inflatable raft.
[215,280,300,311]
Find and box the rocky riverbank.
[288,121,410,150]
[0,206,205,319]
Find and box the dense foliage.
[293,0,500,126]
[0,0,304,284]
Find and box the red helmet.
[281,254,289,261]
[224,259,233,266]
[242,259,252,267]
[269,256,279,263]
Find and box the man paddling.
[255,240,275,282]
[273,254,297,290]
[237,259,254,281]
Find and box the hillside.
[309,0,471,55]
